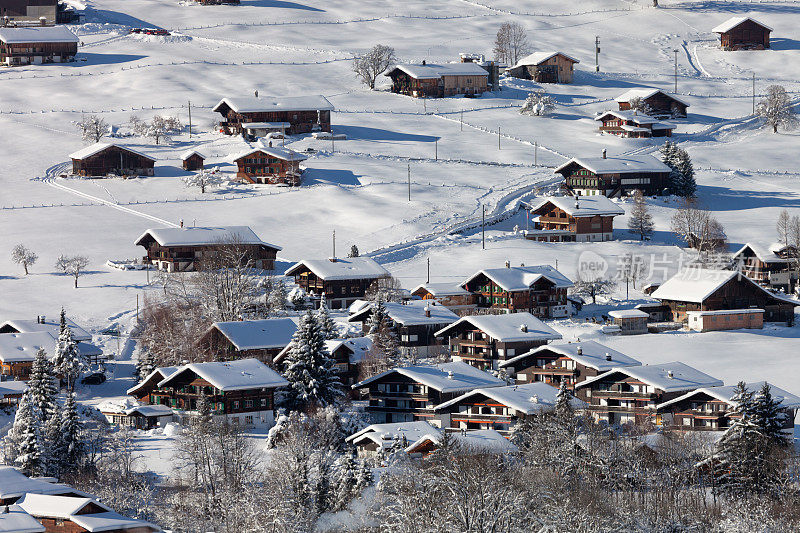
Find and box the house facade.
[731,242,798,292]
[181,149,205,171]
[411,282,476,310]
[616,89,689,118]
[712,17,771,50]
[284,257,390,310]
[384,62,489,98]
[525,195,625,243]
[0,26,78,66]
[554,153,673,197]
[233,145,307,185]
[69,143,155,177]
[595,110,675,138]
[0,0,58,23]
[505,52,579,83]
[199,317,298,363]
[213,95,334,135]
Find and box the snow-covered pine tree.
[355,457,373,494]
[627,190,655,241]
[43,401,64,478]
[29,348,58,417]
[673,149,696,198]
[8,390,45,476]
[135,349,157,382]
[348,245,359,258]
[367,293,387,334]
[752,383,790,447]
[659,141,683,195]
[555,380,574,422]
[316,300,339,340]
[196,392,213,428]
[52,310,85,392]
[333,450,359,510]
[268,276,288,314]
[59,392,85,473]
[281,311,343,411]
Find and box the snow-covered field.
[2,0,800,450]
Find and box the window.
[245,415,254,425]
[245,400,253,408]
[261,398,267,407]
[233,401,240,410]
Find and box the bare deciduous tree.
[493,22,530,66]
[365,274,404,303]
[11,244,37,275]
[183,167,223,193]
[353,44,397,90]
[756,85,798,133]
[670,199,727,253]
[57,255,90,288]
[77,115,108,143]
[132,115,182,144]
[776,209,791,245]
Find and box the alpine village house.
[284,257,391,310]
[0,25,78,66]
[616,88,689,118]
[595,110,675,138]
[505,51,579,83]
[233,143,307,185]
[712,16,772,50]
[198,317,299,364]
[555,151,673,197]
[384,61,489,98]
[69,143,156,177]
[731,242,799,292]
[213,95,334,135]
[525,195,625,242]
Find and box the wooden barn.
[506,51,579,84]
[212,95,334,135]
[134,225,281,272]
[595,110,675,138]
[181,149,205,171]
[233,144,307,185]
[69,143,155,177]
[199,317,298,364]
[554,152,672,197]
[712,17,772,50]
[0,0,58,24]
[616,89,689,118]
[0,25,78,66]
[525,195,625,242]
[411,282,476,310]
[731,242,799,292]
[384,61,489,98]
[284,257,390,310]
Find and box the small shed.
[181,149,206,171]
[712,17,772,50]
[686,309,764,332]
[608,309,649,335]
[506,52,579,83]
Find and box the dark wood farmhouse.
[384,61,489,98]
[69,143,155,177]
[525,195,625,242]
[284,257,390,310]
[435,312,562,371]
[126,366,180,404]
[181,149,205,171]
[134,225,281,272]
[199,317,298,364]
[212,95,334,135]
[233,144,307,185]
[0,331,101,380]
[595,110,675,138]
[0,0,58,23]
[499,340,641,389]
[128,358,288,428]
[574,362,723,427]
[650,268,799,323]
[731,242,799,292]
[352,361,504,424]
[505,51,579,83]
[554,152,672,197]
[460,264,573,317]
[411,282,475,310]
[712,17,772,50]
[17,493,161,533]
[0,25,78,66]
[616,89,689,118]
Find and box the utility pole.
[435,139,438,160]
[426,257,430,284]
[136,294,139,323]
[332,136,334,153]
[595,36,600,72]
[460,109,463,131]
[332,229,336,259]
[752,72,756,115]
[534,141,538,165]
[673,49,679,93]
[407,163,411,201]
[188,100,192,138]
[482,205,486,250]
[498,127,501,150]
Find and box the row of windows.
[244,157,282,164]
[231,398,269,410]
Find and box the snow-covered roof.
[657,381,800,411]
[554,155,672,175]
[596,110,660,125]
[435,313,562,343]
[406,429,518,455]
[17,494,160,533]
[212,95,334,114]
[0,466,89,501]
[126,366,180,396]
[528,195,625,217]
[614,88,690,108]
[232,145,308,162]
[348,300,459,327]
[242,122,291,129]
[512,51,579,68]
[732,242,794,264]
[158,358,289,392]
[0,331,57,363]
[180,149,206,160]
[0,505,45,533]
[346,421,439,449]
[285,257,389,281]
[650,269,739,303]
[385,62,489,79]
[207,317,298,350]
[0,26,79,44]
[134,226,281,250]
[499,340,641,371]
[326,337,373,362]
[0,317,92,341]
[608,309,650,319]
[411,282,472,297]
[462,265,573,292]
[435,382,586,414]
[575,362,723,393]
[353,361,504,394]
[712,16,772,33]
[69,143,155,162]
[98,398,173,417]
[0,380,28,398]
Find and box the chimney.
[0,505,7,514]
[505,260,510,268]
[36,315,40,324]
[179,218,184,228]
[605,353,612,361]
[530,395,539,404]
[424,306,431,318]
[520,262,524,267]
[268,140,273,147]
[447,371,454,380]
[667,370,674,379]
[602,149,607,159]
[520,323,528,333]
[41,315,45,324]
[422,59,426,66]
[39,16,46,26]
[254,89,259,98]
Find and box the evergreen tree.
[59,392,85,473]
[367,293,387,335]
[627,190,655,241]
[196,392,213,427]
[29,348,58,418]
[281,311,343,411]
[333,450,359,510]
[752,382,790,447]
[555,380,574,422]
[268,276,288,314]
[7,391,45,476]
[135,350,157,382]
[52,310,85,392]
[348,245,359,258]
[673,149,697,197]
[316,300,339,340]
[43,401,64,477]
[355,457,373,493]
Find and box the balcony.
[370,390,429,401]
[590,390,652,400]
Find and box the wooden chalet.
[506,51,579,83]
[180,149,205,171]
[595,110,675,138]
[574,362,723,427]
[232,144,307,185]
[405,429,518,457]
[284,257,390,310]
[134,225,281,272]
[554,152,672,197]
[712,17,771,50]
[274,336,372,394]
[345,421,440,456]
[99,399,174,430]
[411,282,476,310]
[348,300,458,357]
[352,361,504,424]
[460,264,574,317]
[435,382,585,433]
[0,380,28,406]
[384,61,489,98]
[615,89,689,118]
[0,0,58,24]
[126,366,179,404]
[525,195,625,243]
[128,358,288,428]
[458,53,501,91]
[199,317,299,363]
[0,25,78,66]
[0,466,90,506]
[499,340,641,389]
[435,312,562,371]
[650,268,799,323]
[657,382,800,433]
[686,308,764,332]
[16,493,161,533]
[69,143,155,177]
[212,95,334,135]
[0,331,101,380]
[731,242,799,292]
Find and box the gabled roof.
[180,149,206,160]
[284,257,389,281]
[0,317,92,342]
[348,300,459,327]
[732,242,795,264]
[133,226,281,250]
[596,109,661,125]
[435,313,562,343]
[411,282,472,297]
[712,16,772,34]
[434,382,586,414]
[17,494,160,533]
[499,340,641,371]
[554,155,672,175]
[575,362,723,393]
[657,381,800,411]
[158,358,289,392]
[126,366,180,396]
[0,504,45,533]
[512,51,579,67]
[0,26,79,44]
[385,62,489,79]
[69,143,155,162]
[650,269,739,303]
[406,429,518,455]
[0,466,89,501]
[353,361,504,394]
[97,398,174,417]
[0,331,101,363]
[212,95,334,114]
[608,309,649,319]
[346,421,439,449]
[326,337,373,362]
[206,317,298,351]
[232,145,308,162]
[0,380,28,399]
[615,88,690,108]
[462,265,573,292]
[528,195,625,217]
